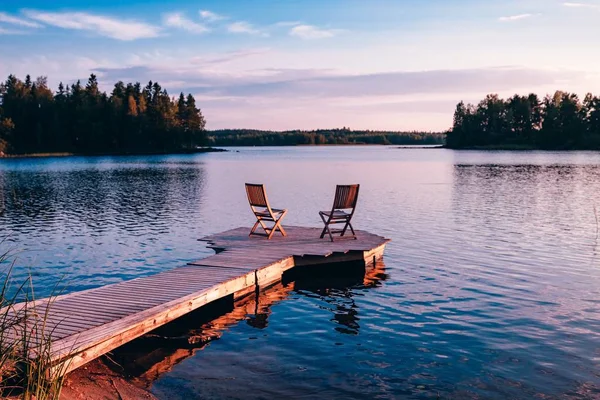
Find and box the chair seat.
[255,208,286,217]
[319,210,350,219]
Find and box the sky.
[0,0,599,131]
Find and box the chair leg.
[319,225,327,239]
[250,220,260,236]
[275,221,287,236]
[250,211,288,239]
[269,219,285,239]
[275,211,287,237]
[319,213,333,241]
[348,222,356,237]
[341,219,350,236]
[341,218,356,238]
[342,221,356,239]
[258,219,271,235]
[250,217,271,237]
[319,213,327,238]
[320,215,335,242]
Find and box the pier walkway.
[9,226,389,374]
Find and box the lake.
[1,146,600,399]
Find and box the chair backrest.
[245,183,269,208]
[332,184,360,210]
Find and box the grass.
[0,247,71,399]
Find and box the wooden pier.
[8,226,389,374]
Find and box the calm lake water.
[2,146,600,399]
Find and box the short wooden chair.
[245,183,288,239]
[319,184,360,241]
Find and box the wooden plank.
[51,272,256,373]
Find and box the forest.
[447,91,600,149]
[0,74,206,155]
[207,129,444,146]
[0,73,445,156]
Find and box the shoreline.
[0,144,450,160]
[0,147,228,160]
[443,144,600,151]
[394,145,444,149]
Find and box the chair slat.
[246,184,268,207]
[333,185,359,209]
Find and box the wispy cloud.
[0,27,27,35]
[94,64,578,100]
[0,12,42,28]
[163,12,209,34]
[498,13,537,22]
[190,48,271,66]
[199,10,226,22]
[273,21,302,27]
[289,24,341,39]
[227,21,267,36]
[22,10,161,40]
[563,2,600,9]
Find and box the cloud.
[199,10,226,22]
[227,21,266,36]
[22,10,161,40]
[273,21,302,27]
[0,12,42,28]
[5,55,588,131]
[163,12,209,34]
[93,65,583,101]
[289,25,341,39]
[0,27,27,35]
[563,2,600,9]
[202,67,583,99]
[498,14,536,22]
[190,48,271,65]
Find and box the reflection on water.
[107,261,386,391]
[2,147,600,399]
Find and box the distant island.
[207,129,444,146]
[447,91,600,150]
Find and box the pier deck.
[8,226,389,374]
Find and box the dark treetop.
[0,74,206,155]
[446,91,600,150]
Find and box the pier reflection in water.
[104,260,387,389]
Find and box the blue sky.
[1,0,599,130]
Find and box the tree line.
[447,91,600,149]
[0,74,206,155]
[208,128,444,146]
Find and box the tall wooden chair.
[319,184,360,241]
[245,183,288,239]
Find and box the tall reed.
[0,247,70,399]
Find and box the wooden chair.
[319,184,360,241]
[245,183,288,239]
